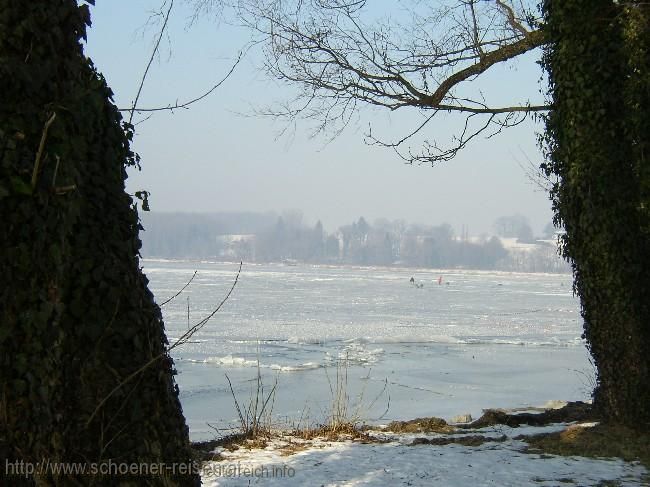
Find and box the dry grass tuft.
[293,422,382,443]
[383,416,456,434]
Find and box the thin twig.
[160,270,197,307]
[495,0,530,36]
[120,52,243,114]
[169,262,242,352]
[51,155,60,187]
[32,112,57,188]
[128,0,174,125]
[225,373,247,433]
[53,184,77,195]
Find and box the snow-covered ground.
[200,423,648,486]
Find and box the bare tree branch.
[119,51,243,114]
[124,0,241,120]
[515,148,558,193]
[423,29,545,108]
[160,270,197,307]
[129,0,175,125]
[223,0,548,164]
[495,0,530,36]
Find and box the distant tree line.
[140,212,568,273]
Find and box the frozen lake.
[142,260,593,441]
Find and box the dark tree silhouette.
[542,0,650,428]
[0,2,199,484]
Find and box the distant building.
[217,234,256,261]
[496,235,569,273]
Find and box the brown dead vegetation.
[382,416,456,434]
[462,401,596,429]
[410,434,508,447]
[522,423,650,469]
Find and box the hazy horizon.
[139,209,548,239]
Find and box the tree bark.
[0,2,199,484]
[543,0,650,429]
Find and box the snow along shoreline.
[199,420,648,486]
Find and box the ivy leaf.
[134,190,150,211]
[10,176,33,196]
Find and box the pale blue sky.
[84,0,553,235]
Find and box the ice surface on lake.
[142,260,593,441]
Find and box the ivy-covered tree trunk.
[542,1,650,429]
[0,2,199,484]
